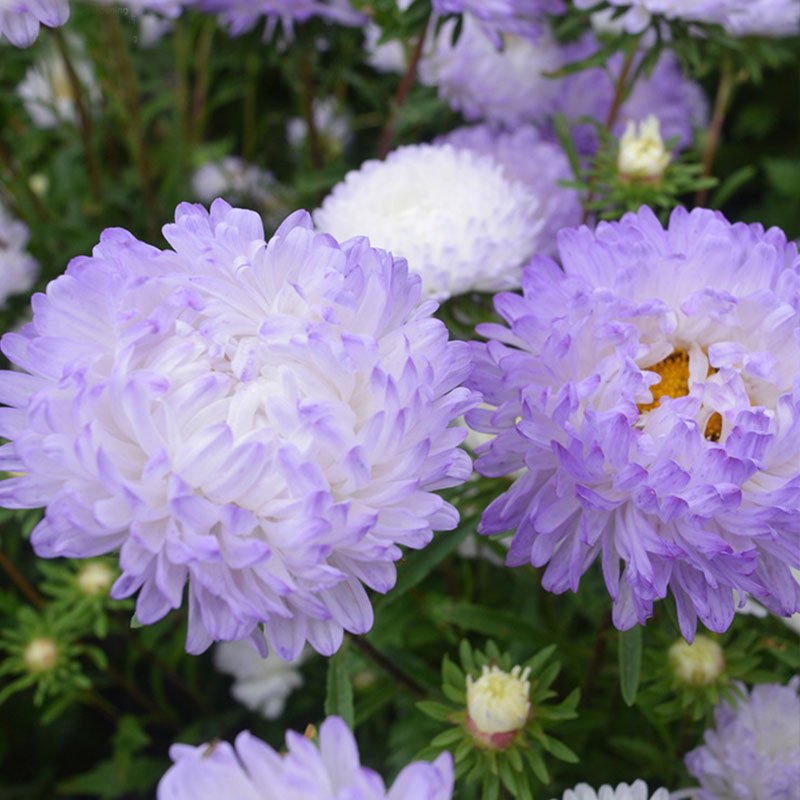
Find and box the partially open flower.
[668,635,725,688]
[618,116,671,182]
[23,637,59,674]
[77,562,115,597]
[466,664,531,747]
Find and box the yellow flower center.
[638,349,722,441]
[466,664,531,736]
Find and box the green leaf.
[618,626,642,707]
[522,746,549,785]
[416,701,453,722]
[324,642,354,729]
[430,727,464,748]
[538,734,579,764]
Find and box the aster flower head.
[436,124,582,260]
[157,716,455,800]
[0,200,478,658]
[314,142,545,301]
[432,0,566,45]
[0,200,39,307]
[549,781,669,800]
[0,0,69,47]
[418,14,564,127]
[191,0,365,36]
[572,0,800,37]
[685,677,800,800]
[466,205,800,640]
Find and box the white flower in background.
[78,562,116,596]
[16,36,100,130]
[314,143,543,301]
[286,96,352,159]
[23,638,59,673]
[549,782,669,800]
[192,156,276,206]
[214,639,306,719]
[363,0,413,73]
[617,115,671,181]
[0,200,39,308]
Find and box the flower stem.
[189,19,215,146]
[581,609,612,705]
[376,14,431,160]
[0,546,44,609]
[348,635,426,696]
[100,7,160,236]
[49,28,102,202]
[695,58,736,208]
[301,54,323,171]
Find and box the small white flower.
[466,664,531,737]
[192,156,276,206]
[0,200,39,308]
[78,562,115,596]
[550,781,669,800]
[286,96,352,158]
[668,635,725,687]
[16,36,100,130]
[314,143,543,301]
[23,638,59,673]
[617,115,671,180]
[213,639,306,719]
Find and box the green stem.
[189,19,215,146]
[49,28,102,202]
[696,58,736,207]
[376,13,431,159]
[0,546,44,609]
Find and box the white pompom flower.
[314,143,544,301]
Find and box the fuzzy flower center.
[466,664,531,737]
[638,349,722,441]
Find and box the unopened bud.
[618,115,671,181]
[669,635,725,687]
[28,174,49,196]
[78,561,114,596]
[23,637,59,673]
[466,664,531,748]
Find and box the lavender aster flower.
[556,35,708,155]
[572,0,800,37]
[0,201,478,658]
[436,124,582,259]
[466,205,800,639]
[0,0,68,47]
[548,781,669,800]
[432,0,565,44]
[685,678,800,799]
[0,200,39,307]
[418,14,564,128]
[157,716,455,800]
[189,0,364,36]
[314,143,545,301]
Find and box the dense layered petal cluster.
[0,200,39,307]
[0,0,68,47]
[418,14,564,127]
[466,205,800,639]
[314,143,544,301]
[0,201,478,658]
[572,0,800,37]
[189,0,364,35]
[549,781,669,800]
[436,124,582,259]
[555,36,707,155]
[432,0,565,43]
[685,678,800,799]
[158,716,455,800]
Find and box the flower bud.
[77,561,115,596]
[617,115,671,181]
[466,664,531,748]
[23,637,59,673]
[669,635,725,687]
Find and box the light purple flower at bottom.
[0,0,69,47]
[685,678,800,800]
[157,716,455,800]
